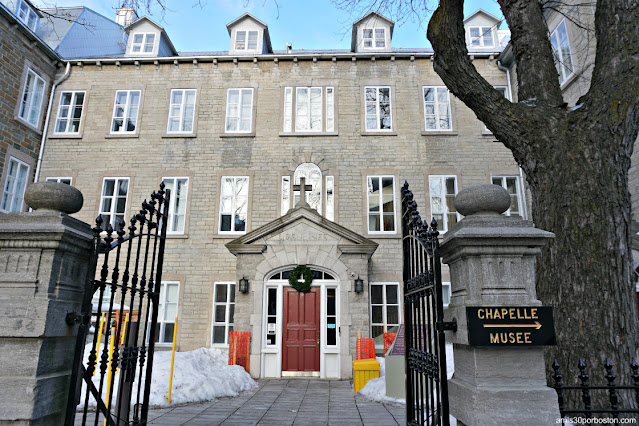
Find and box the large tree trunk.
[427,0,639,410]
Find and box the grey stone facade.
[35,11,522,378]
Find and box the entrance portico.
[226,204,378,379]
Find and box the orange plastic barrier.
[356,337,376,360]
[383,332,397,356]
[228,331,251,373]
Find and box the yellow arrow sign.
[483,321,542,330]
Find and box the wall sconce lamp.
[239,277,249,294]
[354,277,364,294]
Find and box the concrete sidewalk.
[138,380,404,425]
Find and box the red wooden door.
[282,287,320,372]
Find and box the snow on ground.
[78,342,256,409]
[358,342,457,424]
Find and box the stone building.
[0,0,59,214]
[32,9,523,380]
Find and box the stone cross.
[293,177,313,208]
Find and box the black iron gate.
[65,183,170,425]
[401,181,454,426]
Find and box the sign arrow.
[483,321,542,330]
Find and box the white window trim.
[468,26,495,47]
[130,32,157,55]
[442,282,452,309]
[550,20,575,84]
[162,176,189,235]
[225,88,254,133]
[283,86,335,134]
[16,0,38,32]
[364,86,393,132]
[429,175,460,233]
[0,156,30,213]
[369,282,401,348]
[295,87,323,132]
[166,89,197,134]
[491,175,525,218]
[54,91,85,135]
[45,177,72,185]
[218,176,249,235]
[423,86,453,132]
[99,177,130,231]
[110,90,141,134]
[211,281,236,347]
[155,281,179,346]
[235,30,259,52]
[18,68,45,128]
[362,27,385,49]
[366,175,397,234]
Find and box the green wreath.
[289,265,313,292]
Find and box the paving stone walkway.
[147,380,404,425]
[77,380,405,425]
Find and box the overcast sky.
[33,0,505,53]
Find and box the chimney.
[116,8,137,27]
[286,43,292,54]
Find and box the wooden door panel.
[283,287,320,372]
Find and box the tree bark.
[428,0,639,409]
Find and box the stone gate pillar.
[440,185,560,425]
[0,182,91,425]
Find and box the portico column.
[440,184,561,425]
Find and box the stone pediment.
[225,206,378,256]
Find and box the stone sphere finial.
[454,184,511,216]
[24,182,83,214]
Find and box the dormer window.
[236,30,258,51]
[131,33,156,54]
[16,0,38,32]
[468,26,494,47]
[363,28,385,48]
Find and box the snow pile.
[78,344,256,409]
[358,343,455,405]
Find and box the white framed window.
[16,0,38,32]
[225,88,253,133]
[167,89,196,134]
[367,175,396,233]
[235,30,258,51]
[46,177,72,185]
[326,175,335,221]
[365,86,392,131]
[283,86,334,133]
[326,87,335,132]
[111,90,140,134]
[429,175,460,232]
[468,26,494,47]
[212,282,236,346]
[219,176,248,233]
[295,87,323,132]
[1,157,30,213]
[492,176,524,217]
[131,33,156,54]
[370,282,401,343]
[326,287,338,346]
[293,163,322,213]
[423,87,452,131]
[550,20,574,84]
[54,91,85,134]
[162,177,189,234]
[442,282,451,308]
[363,28,385,48]
[264,286,277,346]
[99,177,129,232]
[19,68,45,127]
[155,281,179,344]
[281,176,290,215]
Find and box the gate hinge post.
[65,312,82,326]
[436,318,457,332]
